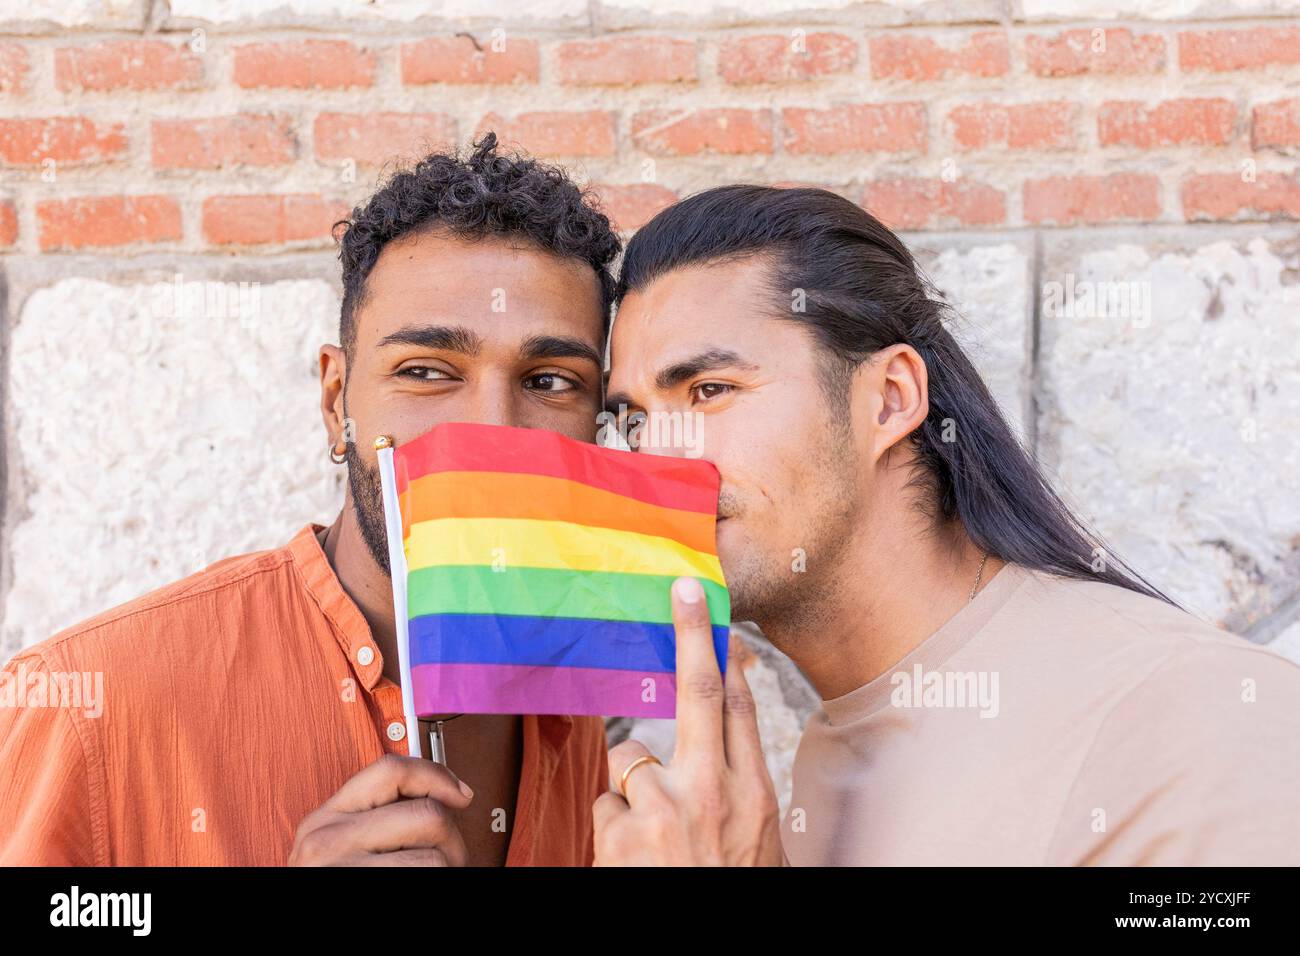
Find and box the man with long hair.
[595,186,1300,865]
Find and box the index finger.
[671,576,725,764]
[325,754,475,814]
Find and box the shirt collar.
[820,561,1031,726]
[287,523,386,691]
[285,521,579,819]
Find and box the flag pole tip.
[373,435,394,450]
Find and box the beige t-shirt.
[780,562,1300,865]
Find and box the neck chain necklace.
[969,550,990,602]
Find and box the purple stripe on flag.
[411,662,677,719]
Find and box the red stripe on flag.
[394,422,719,515]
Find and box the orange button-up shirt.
[0,524,608,866]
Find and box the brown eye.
[401,366,453,381]
[524,373,576,392]
[692,383,733,402]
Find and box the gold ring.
[618,754,662,800]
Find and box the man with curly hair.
[0,134,618,867]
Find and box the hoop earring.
[328,440,347,465]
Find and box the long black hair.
[616,185,1175,604]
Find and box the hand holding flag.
[592,576,782,866]
[287,754,474,867]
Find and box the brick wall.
[2,0,1298,797]
[0,3,1297,249]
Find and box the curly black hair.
[333,132,621,356]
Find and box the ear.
[319,344,347,450]
[855,343,929,464]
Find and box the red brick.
[782,103,926,155]
[1180,27,1300,72]
[0,43,30,95]
[1253,99,1300,149]
[315,112,458,166]
[203,194,349,246]
[632,108,773,156]
[1183,172,1300,220]
[0,200,16,247]
[718,32,855,84]
[478,111,615,158]
[861,178,1005,229]
[590,183,678,232]
[55,40,203,92]
[869,31,1008,81]
[152,114,296,170]
[559,37,696,85]
[947,101,1078,151]
[1024,173,1161,225]
[37,195,181,250]
[234,40,374,90]
[1098,98,1236,148]
[1025,29,1166,77]
[0,117,127,167]
[402,36,538,85]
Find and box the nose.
[463,376,516,428]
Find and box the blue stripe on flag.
[408,613,729,674]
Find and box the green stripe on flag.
[407,564,731,627]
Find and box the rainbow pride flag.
[393,422,730,718]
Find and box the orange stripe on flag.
[398,470,718,556]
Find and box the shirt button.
[386,721,406,741]
[356,646,375,667]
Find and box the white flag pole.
[375,436,424,760]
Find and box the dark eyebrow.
[654,349,758,390]
[519,334,602,368]
[375,324,483,354]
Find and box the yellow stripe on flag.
[405,517,726,586]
